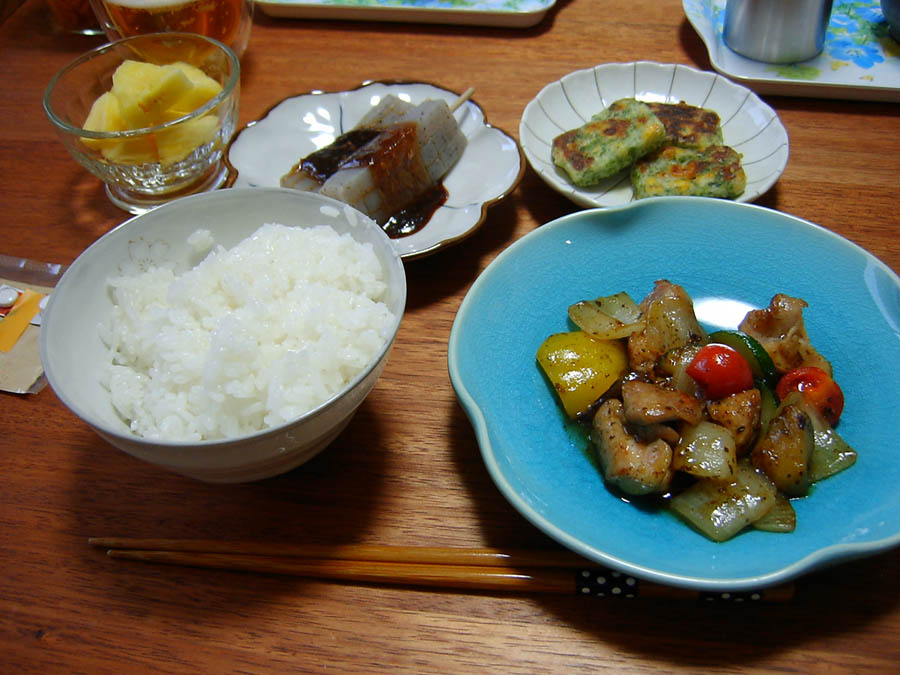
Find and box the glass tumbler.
[88,0,253,59]
[724,0,834,63]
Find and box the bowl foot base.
[106,161,229,215]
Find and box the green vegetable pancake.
[631,145,746,200]
[551,98,666,187]
[646,101,724,149]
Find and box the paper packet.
[0,254,67,394]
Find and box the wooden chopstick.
[104,550,579,593]
[89,538,795,603]
[88,538,586,568]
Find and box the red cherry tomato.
[686,344,755,399]
[776,366,844,426]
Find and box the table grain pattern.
[2,0,900,671]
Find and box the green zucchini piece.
[707,329,778,389]
[757,378,778,433]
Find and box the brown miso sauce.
[299,128,380,183]
[382,183,448,239]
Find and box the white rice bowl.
[103,223,396,441]
[40,188,406,483]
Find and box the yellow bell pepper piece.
[536,331,627,419]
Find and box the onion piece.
[810,426,857,481]
[594,291,642,323]
[658,345,702,395]
[568,292,643,340]
[567,302,642,340]
[669,462,777,542]
[752,493,796,533]
[673,421,737,480]
[793,398,858,482]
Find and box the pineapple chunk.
[82,59,224,165]
[82,92,157,162]
[110,60,159,92]
[101,135,159,165]
[82,92,126,149]
[169,62,223,115]
[156,115,219,165]
[111,61,193,128]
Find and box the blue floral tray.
[256,0,556,28]
[684,0,900,101]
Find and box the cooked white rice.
[100,223,396,441]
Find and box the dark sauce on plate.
[382,183,448,238]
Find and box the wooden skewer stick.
[89,538,794,602]
[450,87,475,112]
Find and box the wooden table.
[3,0,900,671]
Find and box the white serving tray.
[684,0,900,101]
[256,0,556,28]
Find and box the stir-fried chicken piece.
[621,380,703,427]
[706,388,762,456]
[739,294,832,376]
[751,401,814,496]
[628,280,706,376]
[591,399,674,495]
[632,422,681,447]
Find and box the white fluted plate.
[226,81,524,260]
[519,61,789,208]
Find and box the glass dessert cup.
[43,32,240,214]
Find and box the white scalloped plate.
[519,61,789,208]
[226,82,524,260]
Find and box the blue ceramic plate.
[448,197,900,591]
